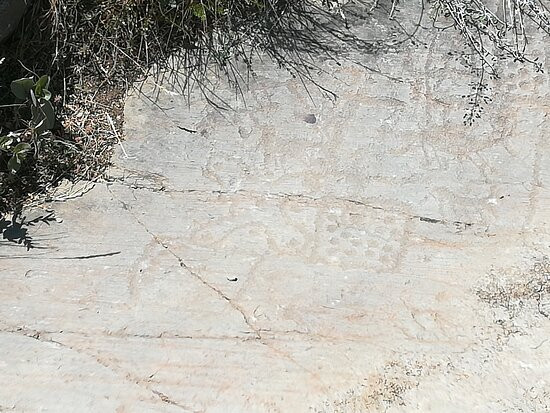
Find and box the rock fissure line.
[1,324,396,344]
[3,327,193,411]
[151,390,199,412]
[107,179,477,229]
[0,326,252,341]
[107,185,332,389]
[3,251,122,260]
[109,187,261,339]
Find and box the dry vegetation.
[478,256,550,320]
[0,0,548,215]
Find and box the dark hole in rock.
[304,114,317,124]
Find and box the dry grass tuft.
[0,0,352,213]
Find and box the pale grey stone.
[1,8,549,412]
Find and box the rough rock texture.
[1,7,549,412]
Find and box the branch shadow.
[0,210,57,250]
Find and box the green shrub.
[0,75,55,174]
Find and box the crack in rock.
[1,325,381,343]
[151,390,199,412]
[1,326,253,341]
[107,185,330,389]
[108,186,260,339]
[3,326,192,411]
[106,177,479,230]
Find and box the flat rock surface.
[1,8,549,412]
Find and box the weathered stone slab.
[1,7,549,412]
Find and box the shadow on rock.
[0,211,57,250]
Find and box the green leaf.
[31,99,55,135]
[30,88,38,107]
[13,142,31,155]
[10,77,35,100]
[0,136,13,150]
[40,99,55,129]
[190,3,206,21]
[31,104,40,123]
[34,75,50,97]
[7,155,21,174]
